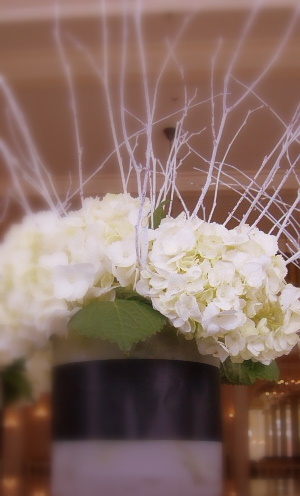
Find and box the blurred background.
[0,1,300,495]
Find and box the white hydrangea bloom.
[0,211,70,366]
[0,194,149,365]
[59,193,150,292]
[137,214,300,364]
[53,264,96,301]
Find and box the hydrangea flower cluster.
[0,193,299,367]
[0,194,148,365]
[137,214,300,364]
[0,211,69,366]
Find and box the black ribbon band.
[52,359,222,441]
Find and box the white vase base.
[52,440,222,496]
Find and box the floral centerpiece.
[0,191,299,385]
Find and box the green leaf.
[69,300,166,352]
[152,200,170,229]
[220,359,279,386]
[1,360,32,406]
[251,360,280,382]
[115,287,150,305]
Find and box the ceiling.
[0,0,299,235]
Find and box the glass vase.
[51,330,223,496]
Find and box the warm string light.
[264,378,300,397]
[277,379,300,385]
